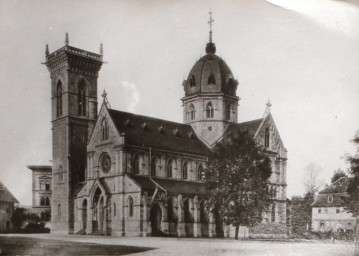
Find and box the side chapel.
[44,17,288,238]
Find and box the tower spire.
[45,44,49,57]
[205,9,216,54]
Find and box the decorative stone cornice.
[45,45,103,78]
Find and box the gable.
[88,103,122,152]
[0,180,19,203]
[255,113,286,154]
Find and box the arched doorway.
[200,201,209,237]
[184,200,193,237]
[92,187,103,233]
[82,199,87,231]
[150,204,162,236]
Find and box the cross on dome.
[208,9,214,43]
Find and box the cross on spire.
[208,9,214,43]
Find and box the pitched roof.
[128,175,208,196]
[220,118,263,143]
[311,177,351,207]
[0,180,19,203]
[108,109,210,156]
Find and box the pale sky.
[0,0,358,205]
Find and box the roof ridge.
[108,108,190,127]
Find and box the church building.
[44,18,288,238]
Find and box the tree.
[290,192,315,235]
[331,169,348,184]
[11,207,27,229]
[40,210,51,222]
[302,163,324,195]
[204,130,272,240]
[344,131,359,215]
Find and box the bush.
[22,223,50,233]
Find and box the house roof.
[128,175,208,196]
[108,109,210,156]
[311,177,351,207]
[0,180,19,204]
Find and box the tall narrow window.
[78,80,86,116]
[198,163,203,181]
[265,128,270,148]
[128,197,134,217]
[133,155,140,174]
[226,103,231,121]
[101,119,109,140]
[58,204,61,221]
[208,73,216,85]
[57,81,62,117]
[271,204,275,222]
[206,102,214,118]
[189,75,196,87]
[166,159,173,178]
[182,161,188,180]
[189,104,195,120]
[113,202,116,217]
[45,197,50,206]
[40,197,45,206]
[151,157,157,177]
[45,181,50,190]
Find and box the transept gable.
[87,103,122,152]
[255,113,286,156]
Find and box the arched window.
[226,103,231,121]
[265,128,270,148]
[166,159,173,178]
[101,119,109,140]
[113,202,116,217]
[128,196,134,217]
[78,80,86,116]
[208,73,216,85]
[206,102,214,118]
[45,197,50,206]
[40,197,45,206]
[151,157,157,177]
[182,161,188,180]
[271,203,275,222]
[189,104,195,120]
[57,81,62,117]
[58,204,61,221]
[198,163,203,181]
[189,75,196,87]
[133,155,140,174]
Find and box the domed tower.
[182,12,239,148]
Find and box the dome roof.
[183,44,238,97]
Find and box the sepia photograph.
[0,0,358,255]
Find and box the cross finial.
[65,32,69,45]
[208,9,214,43]
[263,99,272,117]
[102,89,111,108]
[100,43,103,55]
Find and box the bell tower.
[45,34,103,234]
[182,12,239,148]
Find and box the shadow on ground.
[0,236,155,256]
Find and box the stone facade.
[44,33,288,237]
[27,165,52,215]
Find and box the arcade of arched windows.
[127,151,205,182]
